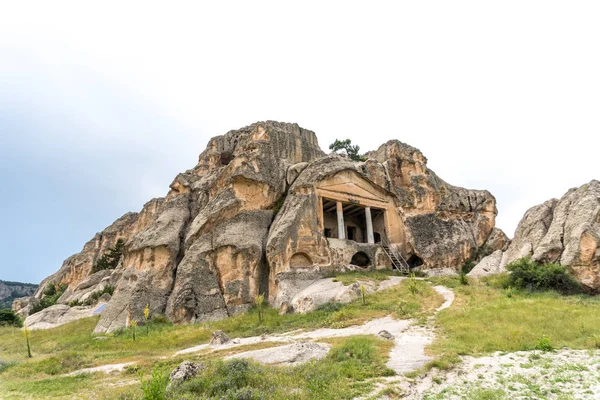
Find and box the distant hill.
[0,280,37,309]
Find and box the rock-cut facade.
[21,121,507,332]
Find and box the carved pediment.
[318,181,386,203]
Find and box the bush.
[83,285,115,306]
[461,260,476,275]
[505,257,582,294]
[91,240,124,273]
[315,302,344,313]
[0,308,22,327]
[138,365,169,400]
[328,336,376,363]
[329,139,366,162]
[536,335,553,352]
[31,282,68,314]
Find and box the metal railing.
[380,234,411,274]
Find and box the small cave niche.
[220,151,234,166]
[350,252,370,267]
[407,254,424,268]
[289,252,313,269]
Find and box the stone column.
[365,207,375,244]
[336,201,345,239]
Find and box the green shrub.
[315,302,343,313]
[83,285,115,306]
[68,300,83,307]
[329,139,366,162]
[461,260,476,275]
[536,335,553,352]
[459,271,469,285]
[91,240,124,273]
[0,308,22,327]
[138,364,169,400]
[31,282,68,314]
[149,315,172,326]
[408,273,419,294]
[505,257,582,294]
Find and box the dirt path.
[176,284,456,376]
[67,362,135,376]
[69,284,456,380]
[385,285,455,375]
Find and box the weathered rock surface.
[167,361,206,391]
[225,341,331,366]
[25,303,106,330]
[289,277,404,313]
[378,329,395,340]
[209,330,230,346]
[0,280,36,310]
[28,121,504,331]
[12,296,40,318]
[468,250,505,278]
[471,181,600,291]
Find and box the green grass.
[427,279,600,370]
[167,335,394,400]
[5,272,600,399]
[0,278,440,399]
[331,270,405,286]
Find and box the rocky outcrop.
[28,121,504,332]
[1,280,36,310]
[470,181,600,291]
[289,277,404,313]
[24,303,106,330]
[468,250,505,278]
[167,361,206,391]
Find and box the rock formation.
[22,121,504,332]
[470,180,600,291]
[0,280,37,309]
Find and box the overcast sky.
[1,1,599,283]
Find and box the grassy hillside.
[0,280,37,309]
[0,275,600,399]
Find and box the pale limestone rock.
[378,330,395,340]
[31,121,504,331]
[167,361,205,391]
[25,304,105,330]
[225,341,331,366]
[501,199,558,268]
[468,250,505,277]
[209,330,230,346]
[12,296,39,319]
[498,181,600,291]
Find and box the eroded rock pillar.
[365,206,374,244]
[336,201,345,239]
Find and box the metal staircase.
[380,234,411,274]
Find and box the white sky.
[1,1,599,252]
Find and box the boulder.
[378,330,395,340]
[468,250,505,277]
[12,296,39,319]
[209,330,230,346]
[167,361,205,391]
[496,181,600,291]
[25,304,103,330]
